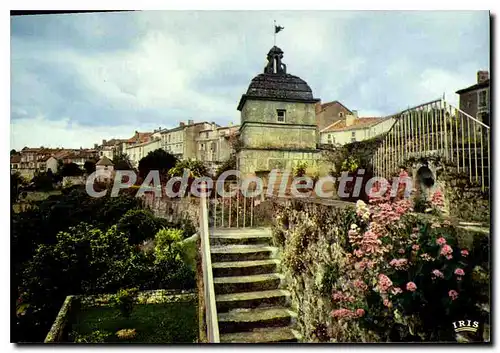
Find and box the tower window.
[277,109,286,122]
[339,112,344,118]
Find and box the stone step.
[214,273,284,295]
[210,245,278,262]
[219,326,300,343]
[211,227,272,236]
[216,289,290,313]
[218,307,296,334]
[210,232,272,246]
[212,259,280,277]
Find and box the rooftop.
[456,79,490,94]
[237,46,319,111]
[321,117,390,132]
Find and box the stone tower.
[237,46,324,176]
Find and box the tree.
[168,159,208,178]
[116,209,162,245]
[215,155,237,180]
[31,172,54,191]
[61,162,83,177]
[138,149,177,179]
[83,160,96,175]
[11,149,17,156]
[113,152,133,171]
[11,171,23,204]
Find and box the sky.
[10,10,490,150]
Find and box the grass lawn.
[71,302,198,343]
[13,190,62,213]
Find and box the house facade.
[320,113,395,146]
[456,70,490,126]
[196,123,240,174]
[95,155,115,183]
[11,147,98,179]
[315,100,353,131]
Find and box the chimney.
[345,113,356,127]
[188,119,194,125]
[477,70,489,84]
[94,143,98,149]
[316,102,323,115]
[352,110,359,118]
[102,139,106,145]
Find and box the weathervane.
[274,20,284,46]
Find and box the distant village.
[10,100,396,181]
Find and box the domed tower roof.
[237,46,320,111]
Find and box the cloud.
[10,10,490,149]
[10,115,157,150]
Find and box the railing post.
[199,182,220,343]
[443,98,449,160]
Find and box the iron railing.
[208,182,271,229]
[199,183,220,343]
[372,98,490,192]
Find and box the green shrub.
[154,228,184,263]
[116,209,159,245]
[112,288,139,318]
[294,161,308,177]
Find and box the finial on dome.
[264,46,287,75]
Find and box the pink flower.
[412,244,420,251]
[420,253,433,261]
[461,249,469,257]
[391,287,403,295]
[356,308,365,317]
[398,248,405,254]
[432,269,444,279]
[446,254,453,260]
[353,279,368,291]
[332,292,355,303]
[377,274,393,293]
[431,190,444,208]
[436,237,447,246]
[331,308,357,319]
[354,249,364,257]
[448,290,459,300]
[383,299,393,308]
[454,268,465,276]
[406,282,417,292]
[440,244,453,257]
[389,258,408,270]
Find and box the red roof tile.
[322,117,389,132]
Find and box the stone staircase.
[210,227,300,343]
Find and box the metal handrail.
[447,103,490,129]
[371,99,490,192]
[199,183,220,343]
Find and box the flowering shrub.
[325,172,485,341]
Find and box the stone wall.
[240,99,317,151]
[237,149,332,176]
[241,123,317,149]
[62,176,86,188]
[405,158,489,224]
[142,195,201,229]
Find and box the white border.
[3,2,496,352]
